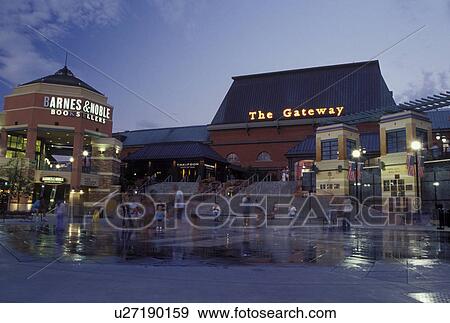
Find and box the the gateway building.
[119,60,450,215]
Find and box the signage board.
[248,106,344,121]
[41,176,66,184]
[43,95,112,124]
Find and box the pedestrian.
[55,200,66,231]
[174,185,185,220]
[39,198,48,221]
[242,194,251,226]
[155,203,165,232]
[212,203,221,221]
[31,199,41,220]
[288,205,297,218]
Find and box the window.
[6,134,27,158]
[386,129,406,153]
[226,153,240,164]
[321,139,338,160]
[256,151,272,161]
[346,139,356,159]
[415,128,428,149]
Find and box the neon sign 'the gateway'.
[248,106,344,121]
[43,95,112,124]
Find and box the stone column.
[71,131,84,189]
[0,128,7,157]
[25,128,38,160]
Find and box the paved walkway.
[1,220,450,302]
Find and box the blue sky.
[0,0,449,132]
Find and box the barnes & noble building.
[0,66,121,212]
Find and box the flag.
[348,161,356,181]
[357,162,364,179]
[407,154,415,177]
[418,155,425,178]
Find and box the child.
[155,203,165,232]
[212,203,221,222]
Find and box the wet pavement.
[1,219,450,266]
[1,219,450,302]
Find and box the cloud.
[396,69,450,103]
[135,119,161,129]
[0,0,123,85]
[148,0,205,39]
[150,0,189,25]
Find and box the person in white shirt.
[288,205,297,218]
[174,185,185,220]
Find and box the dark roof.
[124,141,227,163]
[22,66,103,95]
[360,132,380,153]
[212,60,395,125]
[114,125,209,147]
[426,110,450,130]
[286,136,315,156]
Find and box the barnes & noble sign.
[43,95,112,124]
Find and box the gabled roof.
[22,66,103,95]
[124,141,227,163]
[114,125,209,147]
[286,136,315,156]
[212,60,395,125]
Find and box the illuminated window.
[321,139,338,160]
[256,151,272,161]
[226,153,240,164]
[6,134,27,157]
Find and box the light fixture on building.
[352,149,361,159]
[436,134,441,140]
[55,164,60,169]
[411,140,422,151]
[80,190,84,195]
[69,157,74,163]
[82,150,89,157]
[433,181,440,186]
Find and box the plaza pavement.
[1,219,450,302]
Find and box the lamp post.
[411,140,422,215]
[82,150,89,173]
[352,149,361,212]
[433,181,439,209]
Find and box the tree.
[0,158,34,210]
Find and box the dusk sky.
[0,0,449,132]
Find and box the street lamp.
[433,181,439,209]
[352,149,361,212]
[82,150,89,172]
[411,140,422,214]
